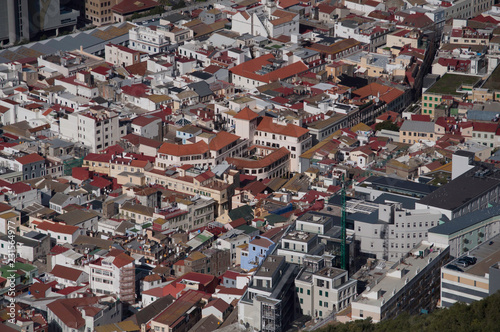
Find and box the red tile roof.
[230,54,309,84]
[112,0,158,14]
[50,265,84,282]
[233,107,259,121]
[132,115,160,127]
[257,116,309,137]
[158,140,209,156]
[46,297,103,329]
[34,220,79,235]
[15,153,44,165]
[205,298,230,313]
[209,131,240,151]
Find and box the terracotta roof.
[209,131,240,151]
[257,116,309,137]
[153,290,204,326]
[227,147,290,169]
[132,115,160,127]
[250,236,273,248]
[113,252,135,268]
[205,298,230,313]
[125,61,148,76]
[158,141,209,156]
[50,265,84,282]
[15,153,44,165]
[122,133,163,148]
[46,297,103,329]
[230,54,309,84]
[34,220,79,235]
[233,107,259,121]
[112,0,158,14]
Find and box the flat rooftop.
[354,241,448,308]
[284,231,317,243]
[482,62,500,91]
[425,73,481,96]
[445,233,500,277]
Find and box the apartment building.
[151,290,204,332]
[386,29,422,49]
[226,147,291,180]
[399,120,437,144]
[440,235,500,307]
[351,241,449,323]
[85,0,120,26]
[350,197,444,261]
[156,132,248,169]
[254,116,312,173]
[277,231,322,265]
[88,250,136,303]
[216,229,251,265]
[295,256,357,318]
[129,25,171,55]
[239,255,299,332]
[145,166,240,216]
[60,108,127,152]
[105,43,142,67]
[428,204,500,258]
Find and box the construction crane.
[341,174,347,271]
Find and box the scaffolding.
[261,299,282,332]
[119,266,135,303]
[63,156,84,176]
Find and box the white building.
[129,25,171,54]
[88,251,136,303]
[252,116,312,173]
[59,108,126,153]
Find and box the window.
[325,291,328,297]
[319,300,323,306]
[319,290,323,296]
[300,288,303,294]
[360,310,364,318]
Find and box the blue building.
[176,125,202,144]
[241,235,275,271]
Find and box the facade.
[254,117,312,173]
[129,25,171,55]
[295,258,357,318]
[351,241,449,323]
[60,109,126,153]
[352,203,443,261]
[440,235,500,308]
[105,43,142,67]
[240,235,276,271]
[85,0,120,26]
[89,251,136,303]
[239,255,299,332]
[428,205,500,258]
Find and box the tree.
[374,120,399,132]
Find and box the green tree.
[375,120,399,132]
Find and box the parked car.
[456,259,470,268]
[446,264,464,272]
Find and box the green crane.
[341,174,347,271]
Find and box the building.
[60,108,127,153]
[241,235,276,271]
[295,256,357,318]
[428,204,500,258]
[0,0,79,45]
[351,241,449,323]
[226,147,291,180]
[85,0,121,26]
[129,25,171,55]
[88,250,136,303]
[216,229,251,265]
[229,54,309,89]
[105,43,143,67]
[112,0,158,22]
[151,290,205,332]
[422,73,481,119]
[46,296,122,332]
[440,234,500,307]
[253,116,312,173]
[239,255,299,332]
[351,200,443,261]
[416,163,500,220]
